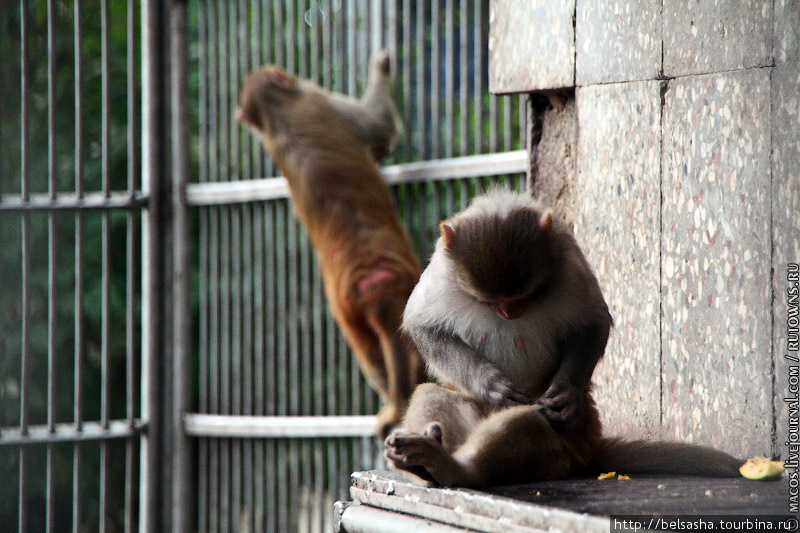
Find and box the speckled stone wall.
[490,0,800,459]
[488,0,574,93]
[576,0,661,85]
[661,69,772,457]
[772,66,800,465]
[575,81,663,439]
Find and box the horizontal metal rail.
[0,191,147,212]
[185,150,528,206]
[184,414,377,439]
[0,419,146,446]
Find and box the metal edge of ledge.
[347,470,611,533]
[335,501,479,533]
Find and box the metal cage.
[0,1,527,532]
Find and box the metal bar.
[220,204,231,533]
[459,0,468,156]
[19,1,30,530]
[253,203,265,532]
[431,0,440,160]
[473,0,483,154]
[185,151,527,205]
[73,1,84,531]
[171,2,193,532]
[402,0,411,161]
[184,415,379,439]
[415,0,425,160]
[298,0,307,78]
[125,3,137,532]
[100,1,112,530]
[0,420,147,446]
[46,2,57,528]
[197,6,209,533]
[445,0,454,158]
[140,0,165,529]
[209,206,220,533]
[0,192,147,212]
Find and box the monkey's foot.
[384,423,467,487]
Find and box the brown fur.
[238,52,425,436]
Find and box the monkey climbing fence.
[0,1,526,532]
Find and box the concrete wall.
[490,0,799,461]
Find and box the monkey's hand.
[472,364,532,407]
[538,381,583,430]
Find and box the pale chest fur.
[404,250,584,395]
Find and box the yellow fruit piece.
[739,456,785,480]
[597,471,616,480]
[617,475,631,480]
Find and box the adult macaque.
[386,189,741,487]
[238,50,424,437]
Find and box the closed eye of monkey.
[238,50,425,437]
[386,189,741,487]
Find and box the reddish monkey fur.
[238,51,425,436]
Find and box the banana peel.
[739,456,785,480]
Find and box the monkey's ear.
[539,210,553,234]
[440,222,457,247]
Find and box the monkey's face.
[441,208,555,320]
[237,66,302,132]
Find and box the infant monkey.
[238,51,425,437]
[387,189,741,487]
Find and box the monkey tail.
[589,437,742,477]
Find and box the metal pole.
[171,2,193,532]
[140,0,166,530]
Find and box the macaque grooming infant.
[386,189,741,487]
[238,50,424,437]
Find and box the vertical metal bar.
[265,202,277,533]
[100,1,112,531]
[473,0,483,154]
[220,205,231,533]
[276,0,284,67]
[402,0,415,162]
[125,3,137,532]
[287,0,296,72]
[275,201,287,532]
[445,0,454,158]
[298,0,307,78]
[312,0,320,82]
[253,203,265,533]
[230,29,243,530]
[73,1,85,531]
[243,206,254,533]
[431,0,440,160]
[347,0,356,95]
[46,0,58,530]
[459,0,468,156]
[140,0,165,529]
[370,0,382,53]
[504,94,513,151]
[415,0,425,160]
[198,2,209,528]
[171,2,193,532]
[19,1,29,531]
[209,206,220,533]
[322,0,332,90]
